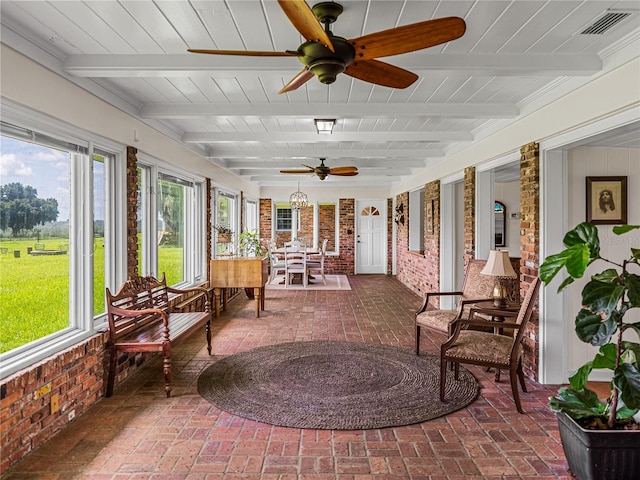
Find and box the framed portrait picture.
[426,199,434,234]
[586,176,627,225]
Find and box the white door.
[355,200,387,274]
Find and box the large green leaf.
[564,222,600,256]
[549,387,605,419]
[625,273,640,307]
[592,343,617,369]
[613,225,640,235]
[540,244,590,286]
[631,247,640,261]
[575,308,618,345]
[613,363,640,410]
[582,278,625,317]
[569,361,593,390]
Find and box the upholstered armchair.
[415,259,494,355]
[439,277,541,413]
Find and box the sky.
[0,135,106,223]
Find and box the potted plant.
[540,222,640,480]
[238,229,265,257]
[214,224,233,244]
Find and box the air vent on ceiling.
[580,12,631,35]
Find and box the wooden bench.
[105,274,212,397]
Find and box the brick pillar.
[334,199,355,275]
[206,179,212,284]
[520,141,540,379]
[424,181,440,292]
[259,199,272,239]
[463,167,476,264]
[387,198,393,275]
[126,146,138,279]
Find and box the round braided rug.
[198,341,479,429]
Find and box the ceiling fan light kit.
[188,0,466,94]
[280,158,358,181]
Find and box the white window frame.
[0,103,125,379]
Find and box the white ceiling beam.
[143,103,518,118]
[183,131,473,143]
[207,148,444,158]
[237,168,415,176]
[222,159,427,169]
[63,53,601,77]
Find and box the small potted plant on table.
[540,222,639,480]
[214,224,233,244]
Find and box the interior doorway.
[355,199,387,274]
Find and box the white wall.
[392,56,640,196]
[566,145,640,377]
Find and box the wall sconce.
[314,119,335,135]
[394,203,405,225]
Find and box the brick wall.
[318,203,336,251]
[387,198,393,274]
[259,199,355,275]
[519,142,541,379]
[126,146,139,278]
[463,167,476,264]
[0,334,108,473]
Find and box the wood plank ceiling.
[1,0,638,187]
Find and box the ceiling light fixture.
[289,183,308,211]
[314,119,335,135]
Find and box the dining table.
[272,247,321,284]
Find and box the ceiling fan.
[280,158,358,180]
[188,0,466,94]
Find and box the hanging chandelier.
[289,183,308,210]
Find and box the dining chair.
[284,239,304,250]
[267,241,286,284]
[415,259,495,355]
[307,238,328,285]
[284,246,309,287]
[439,276,541,413]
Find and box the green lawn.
[0,236,183,354]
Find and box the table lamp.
[481,250,517,308]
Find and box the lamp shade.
[481,250,517,277]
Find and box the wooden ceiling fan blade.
[277,0,334,52]
[330,171,359,176]
[187,49,299,57]
[278,69,315,94]
[348,17,466,60]
[280,169,313,174]
[345,59,418,89]
[329,166,358,174]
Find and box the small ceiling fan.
[280,158,358,180]
[188,0,466,94]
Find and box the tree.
[0,182,59,236]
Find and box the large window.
[0,134,72,354]
[138,162,206,285]
[272,201,338,253]
[213,189,238,256]
[0,119,119,378]
[409,188,425,252]
[0,114,207,379]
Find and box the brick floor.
[3,275,572,479]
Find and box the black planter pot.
[557,411,640,480]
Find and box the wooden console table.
[210,257,268,318]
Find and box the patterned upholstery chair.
[439,277,541,413]
[415,259,494,355]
